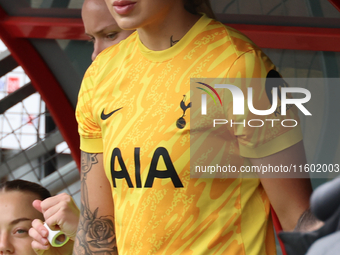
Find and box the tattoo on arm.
[73,152,117,255]
[170,35,179,47]
[294,208,323,232]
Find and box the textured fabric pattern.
[76,15,302,255]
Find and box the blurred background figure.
[82,0,134,61]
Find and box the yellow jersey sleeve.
[226,49,302,158]
[76,63,104,153]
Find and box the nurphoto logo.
[197,81,312,128]
[190,78,340,179]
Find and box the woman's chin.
[116,19,140,31]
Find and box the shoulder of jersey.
[96,31,138,62]
[207,19,260,57]
[85,32,137,81]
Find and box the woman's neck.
[137,8,201,51]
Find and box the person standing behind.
[81,0,134,61]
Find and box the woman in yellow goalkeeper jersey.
[74,0,317,254]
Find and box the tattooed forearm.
[294,208,323,232]
[81,151,98,174]
[73,207,117,254]
[73,153,118,255]
[170,35,179,47]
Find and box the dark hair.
[0,179,51,200]
[184,0,216,19]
